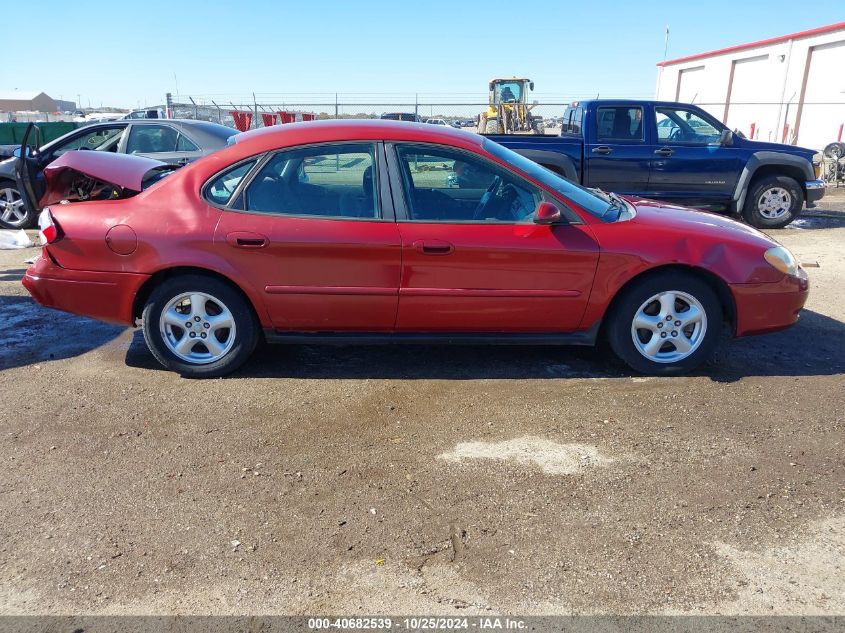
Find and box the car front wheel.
[142,275,259,378]
[0,181,32,229]
[607,272,722,375]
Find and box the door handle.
[654,147,674,157]
[226,231,269,249]
[412,239,454,255]
[591,146,612,155]
[177,157,190,166]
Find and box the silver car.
[0,119,236,229]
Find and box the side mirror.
[719,129,733,146]
[534,201,561,225]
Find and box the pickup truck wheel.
[742,175,803,229]
[485,118,501,134]
[0,180,32,229]
[142,275,259,378]
[607,272,721,375]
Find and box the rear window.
[186,121,239,143]
[561,106,583,136]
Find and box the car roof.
[574,99,708,108]
[232,119,484,153]
[42,118,235,150]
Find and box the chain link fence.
[166,95,843,150]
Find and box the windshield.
[482,138,618,219]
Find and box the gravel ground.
[0,193,843,616]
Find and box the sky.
[3,0,844,109]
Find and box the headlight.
[764,246,799,276]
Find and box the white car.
[425,118,449,126]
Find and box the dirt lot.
[0,193,843,616]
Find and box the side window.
[395,145,540,223]
[244,143,378,218]
[204,160,257,207]
[596,106,644,142]
[176,134,199,152]
[52,127,125,157]
[561,106,583,136]
[126,125,179,154]
[655,108,721,145]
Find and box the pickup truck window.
[655,107,722,145]
[596,106,644,142]
[561,106,583,136]
[482,138,615,220]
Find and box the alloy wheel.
[630,290,707,363]
[757,187,792,220]
[0,187,26,227]
[159,292,236,364]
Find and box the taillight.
[38,207,60,245]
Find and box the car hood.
[43,151,173,193]
[739,138,817,159]
[623,196,777,247]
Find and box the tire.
[485,118,501,134]
[0,179,34,229]
[822,142,845,160]
[742,174,803,229]
[142,274,259,378]
[607,272,722,375]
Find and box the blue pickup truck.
[488,100,825,229]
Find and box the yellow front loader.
[478,77,545,135]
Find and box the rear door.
[387,143,600,333]
[647,105,742,205]
[213,141,402,331]
[583,104,651,194]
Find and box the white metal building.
[655,22,845,152]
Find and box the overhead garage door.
[675,66,705,103]
[796,39,845,151]
[725,55,779,142]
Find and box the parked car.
[0,119,237,229]
[22,120,808,378]
[380,113,422,122]
[487,100,825,229]
[425,118,449,126]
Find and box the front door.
[213,142,401,331]
[583,104,651,195]
[388,143,600,333]
[647,105,742,206]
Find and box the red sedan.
[20,120,808,377]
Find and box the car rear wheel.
[607,272,722,375]
[742,175,803,229]
[0,180,32,229]
[142,275,258,378]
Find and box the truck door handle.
[226,231,269,249]
[591,146,612,155]
[654,147,674,157]
[412,239,454,255]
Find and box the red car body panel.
[395,222,599,332]
[22,120,808,343]
[22,253,147,325]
